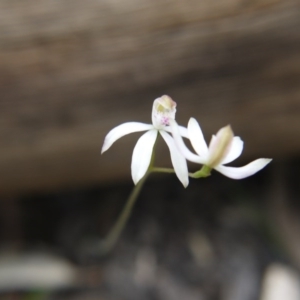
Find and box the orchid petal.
[131,129,158,184]
[101,122,153,153]
[221,136,244,165]
[170,120,206,164]
[188,117,208,156]
[165,125,189,138]
[160,131,189,187]
[215,158,272,179]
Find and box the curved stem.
[100,171,150,255]
[189,165,211,178]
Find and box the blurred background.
[0,0,300,299]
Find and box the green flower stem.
[151,167,175,173]
[189,165,211,178]
[100,171,150,255]
[99,160,210,254]
[99,168,174,255]
[100,138,161,255]
[152,165,211,179]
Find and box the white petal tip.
[259,158,273,167]
[132,178,139,185]
[182,180,189,188]
[101,143,108,154]
[101,136,112,154]
[132,173,145,185]
[254,158,273,172]
[180,176,189,188]
[132,171,145,186]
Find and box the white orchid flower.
[171,117,272,179]
[101,95,189,187]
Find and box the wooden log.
[0,0,299,195]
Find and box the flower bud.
[207,125,233,168]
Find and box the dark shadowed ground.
[0,159,299,300]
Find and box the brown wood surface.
[0,0,299,195]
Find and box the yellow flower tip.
[156,95,177,111]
